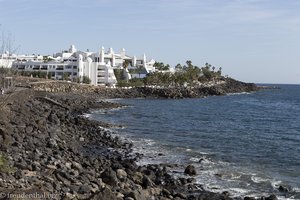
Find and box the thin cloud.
[151,0,300,33]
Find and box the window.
[56,65,64,70]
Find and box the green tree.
[164,64,170,71]
[114,69,123,81]
[201,63,214,81]
[123,60,130,69]
[154,62,163,70]
[154,61,170,71]
[186,60,193,68]
[126,61,224,87]
[216,67,222,77]
[175,63,182,71]
[40,71,47,78]
[63,73,69,80]
[204,63,210,70]
[137,65,144,78]
[82,75,91,84]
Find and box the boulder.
[65,162,72,170]
[25,126,33,134]
[265,194,278,200]
[142,175,154,189]
[47,138,58,148]
[174,193,187,199]
[278,185,289,192]
[131,172,143,184]
[126,190,146,200]
[116,169,127,181]
[244,197,256,200]
[78,184,92,194]
[72,162,83,171]
[90,187,117,200]
[184,165,197,176]
[14,169,24,179]
[100,168,118,186]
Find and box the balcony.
[97,72,105,77]
[98,65,106,70]
[33,66,40,70]
[41,66,48,70]
[97,77,106,82]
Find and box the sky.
[0,0,299,84]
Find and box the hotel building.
[1,45,155,86]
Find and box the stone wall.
[30,81,98,93]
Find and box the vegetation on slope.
[117,61,224,88]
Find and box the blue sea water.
[89,85,300,199]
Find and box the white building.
[0,52,43,68]
[6,45,155,86]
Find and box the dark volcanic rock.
[30,77,258,99]
[142,175,154,189]
[278,185,289,192]
[78,184,91,194]
[100,168,118,186]
[126,190,146,200]
[265,194,278,200]
[90,187,117,200]
[184,165,197,176]
[244,197,256,200]
[0,84,274,200]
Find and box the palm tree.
[123,60,130,69]
[186,60,193,68]
[137,65,143,78]
[217,67,222,77]
[205,63,211,70]
[122,60,131,81]
[175,63,182,71]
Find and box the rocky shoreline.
[27,77,258,99]
[0,79,278,200]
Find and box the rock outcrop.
[28,78,258,99]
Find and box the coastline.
[93,95,300,200]
[28,77,258,99]
[0,79,279,200]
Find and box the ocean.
[88,84,300,199]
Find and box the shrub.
[0,152,14,173]
[82,75,91,84]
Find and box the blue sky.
[0,0,299,84]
